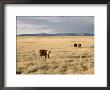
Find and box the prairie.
[16,36,94,74]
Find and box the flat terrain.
[16,36,94,74]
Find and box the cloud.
[36,29,55,34]
[17,20,55,34]
[17,23,48,30]
[17,28,55,34]
[17,16,94,35]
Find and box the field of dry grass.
[16,36,94,74]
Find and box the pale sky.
[16,16,94,35]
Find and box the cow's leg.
[45,55,46,59]
[48,54,49,58]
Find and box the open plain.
[16,36,94,74]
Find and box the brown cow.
[39,49,51,59]
[78,43,81,47]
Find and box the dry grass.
[16,36,94,74]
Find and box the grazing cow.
[39,49,51,59]
[78,43,81,47]
[74,43,77,47]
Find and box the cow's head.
[49,51,51,53]
[46,50,51,55]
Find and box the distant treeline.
[17,33,94,36]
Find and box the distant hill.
[17,33,94,36]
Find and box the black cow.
[74,43,77,47]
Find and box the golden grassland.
[16,36,94,74]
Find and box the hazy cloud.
[17,16,94,35]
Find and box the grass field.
[16,36,94,74]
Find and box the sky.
[16,16,94,35]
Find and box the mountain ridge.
[17,33,94,36]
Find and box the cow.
[74,43,77,47]
[78,43,81,47]
[39,49,51,59]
